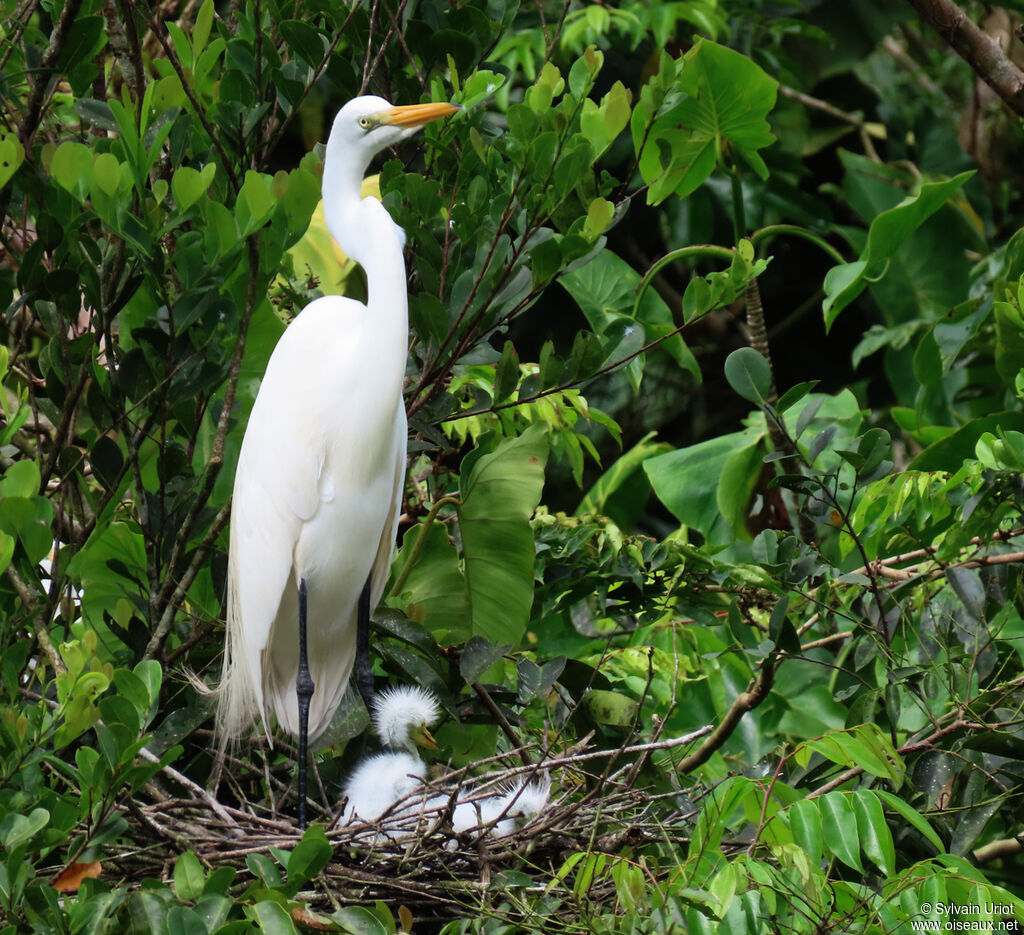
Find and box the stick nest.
[112,734,704,923]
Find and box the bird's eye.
[357,116,373,130]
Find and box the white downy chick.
[339,751,426,824]
[373,685,441,753]
[337,685,441,827]
[448,775,552,842]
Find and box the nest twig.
[105,726,712,922]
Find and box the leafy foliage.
[2,0,1024,931]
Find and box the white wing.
[217,294,407,744]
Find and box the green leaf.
[579,81,631,158]
[286,827,332,886]
[460,635,510,684]
[823,171,974,330]
[584,689,638,727]
[874,790,944,853]
[1,459,40,497]
[172,164,216,212]
[645,427,761,545]
[129,891,169,933]
[583,197,615,241]
[493,340,520,403]
[173,850,206,903]
[636,39,778,204]
[388,521,470,642]
[0,807,49,848]
[238,170,275,234]
[0,530,14,576]
[787,799,823,865]
[560,250,697,379]
[819,792,863,872]
[90,151,121,197]
[251,901,297,934]
[332,906,389,935]
[0,131,25,189]
[724,347,772,404]
[767,596,801,654]
[458,425,548,644]
[853,790,896,876]
[576,431,670,517]
[911,411,1024,471]
[279,20,327,68]
[192,0,214,57]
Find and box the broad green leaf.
[853,790,896,876]
[823,171,974,329]
[787,799,823,866]
[636,39,777,204]
[192,0,214,57]
[582,197,615,241]
[576,431,670,519]
[724,347,772,404]
[172,164,216,211]
[91,151,121,196]
[716,439,764,541]
[129,891,169,933]
[0,807,49,848]
[251,900,297,934]
[493,340,520,403]
[460,635,510,684]
[819,792,863,871]
[911,411,1024,471]
[645,427,761,545]
[579,81,631,158]
[286,826,333,886]
[0,530,14,575]
[560,249,697,379]
[802,724,903,783]
[458,425,548,644]
[388,521,470,642]
[875,789,944,853]
[1,459,40,497]
[173,850,206,902]
[584,689,638,727]
[332,906,390,935]
[238,170,275,235]
[50,141,95,199]
[0,131,25,189]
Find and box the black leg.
[296,577,315,830]
[354,572,375,708]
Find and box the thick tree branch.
[906,0,1024,116]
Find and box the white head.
[322,96,459,265]
[326,96,461,176]
[499,775,552,820]
[372,685,442,752]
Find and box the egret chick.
[338,684,441,826]
[452,776,552,838]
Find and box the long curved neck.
[322,136,409,374]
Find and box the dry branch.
[906,0,1024,116]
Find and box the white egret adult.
[215,97,460,828]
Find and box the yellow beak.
[380,101,462,128]
[410,724,439,751]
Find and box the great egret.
[215,97,460,828]
[339,684,441,826]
